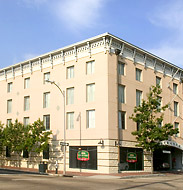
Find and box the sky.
[0,0,183,69]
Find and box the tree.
[130,85,179,173]
[0,122,4,153]
[3,119,52,159]
[23,119,52,153]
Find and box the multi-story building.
[0,32,183,174]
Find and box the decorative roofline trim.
[0,32,182,75]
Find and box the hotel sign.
[127,152,137,163]
[77,150,90,161]
[160,140,183,151]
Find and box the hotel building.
[0,32,183,173]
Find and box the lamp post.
[45,79,66,175]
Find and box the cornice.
[0,32,183,81]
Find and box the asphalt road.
[0,172,183,190]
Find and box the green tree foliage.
[4,120,25,154]
[0,122,4,153]
[3,119,52,157]
[130,85,179,152]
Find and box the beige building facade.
[0,33,183,174]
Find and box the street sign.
[60,142,69,146]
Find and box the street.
[0,172,183,190]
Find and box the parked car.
[157,162,170,170]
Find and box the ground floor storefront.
[0,139,183,174]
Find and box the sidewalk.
[48,170,165,179]
[1,166,178,179]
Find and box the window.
[158,121,162,128]
[173,83,178,94]
[86,83,95,102]
[24,117,29,126]
[137,122,140,131]
[118,85,125,103]
[7,119,12,127]
[86,61,95,74]
[7,99,12,113]
[87,110,95,128]
[136,68,142,81]
[43,115,50,130]
[43,92,50,108]
[67,87,74,105]
[174,101,178,116]
[67,66,74,79]
[174,122,179,137]
[43,144,49,159]
[69,146,97,170]
[6,146,11,157]
[44,72,50,84]
[156,76,161,87]
[24,96,30,111]
[136,90,142,106]
[118,111,125,129]
[24,78,30,89]
[67,112,74,129]
[23,149,29,158]
[120,147,143,171]
[7,82,13,93]
[157,96,162,109]
[118,61,125,75]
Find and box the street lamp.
[45,79,66,175]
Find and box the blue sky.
[0,0,183,69]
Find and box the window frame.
[24,77,30,89]
[86,83,95,102]
[43,114,50,130]
[174,122,179,137]
[156,76,161,87]
[7,82,13,93]
[66,87,74,105]
[67,112,74,129]
[86,60,95,75]
[23,117,29,126]
[86,110,95,129]
[44,72,50,84]
[43,92,50,108]
[67,66,74,79]
[174,101,178,116]
[118,85,125,103]
[24,96,30,111]
[173,83,178,95]
[118,111,126,129]
[7,99,12,113]
[136,68,142,81]
[136,90,142,106]
[118,61,125,75]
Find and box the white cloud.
[149,0,183,31]
[148,0,183,68]
[150,45,183,67]
[21,0,105,30]
[23,53,39,61]
[52,0,104,29]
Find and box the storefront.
[119,147,143,171]
[69,146,97,170]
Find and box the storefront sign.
[77,150,90,161]
[160,140,183,151]
[127,152,137,163]
[162,150,171,154]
